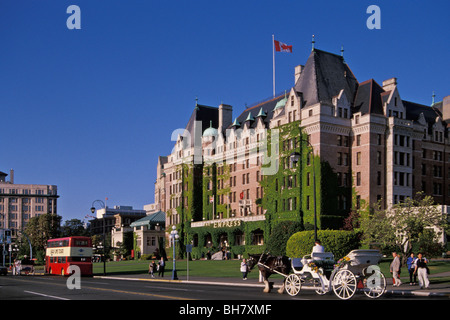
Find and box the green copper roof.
[273,97,287,111]
[203,120,218,137]
[255,107,267,118]
[273,91,288,111]
[231,118,241,127]
[245,112,255,122]
[130,211,166,228]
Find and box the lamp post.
[91,200,106,276]
[170,225,179,280]
[290,139,318,241]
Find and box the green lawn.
[93,259,264,279]
[93,258,450,283]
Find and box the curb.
[93,275,268,288]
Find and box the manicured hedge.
[286,230,361,260]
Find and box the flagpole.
[272,34,275,97]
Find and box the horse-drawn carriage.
[251,249,386,300]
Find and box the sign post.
[186,244,192,282]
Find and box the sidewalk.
[93,271,450,298]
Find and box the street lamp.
[169,225,180,280]
[91,200,106,276]
[291,140,318,241]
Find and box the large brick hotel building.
[153,47,449,257]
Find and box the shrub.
[286,230,361,260]
[266,220,303,256]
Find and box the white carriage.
[285,249,386,300]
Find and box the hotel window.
[337,152,342,165]
[356,172,361,186]
[337,135,342,146]
[343,173,349,187]
[377,171,382,185]
[377,151,382,165]
[306,196,310,210]
[343,153,349,166]
[356,152,361,165]
[356,135,361,146]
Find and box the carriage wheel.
[332,269,357,300]
[364,272,386,299]
[285,274,302,296]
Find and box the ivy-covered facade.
[153,46,448,258]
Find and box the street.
[1,275,447,301]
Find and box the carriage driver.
[312,240,325,253]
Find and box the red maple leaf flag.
[274,40,292,53]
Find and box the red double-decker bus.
[45,236,93,276]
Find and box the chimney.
[442,95,450,122]
[9,169,14,184]
[382,77,397,92]
[218,104,233,133]
[295,65,304,83]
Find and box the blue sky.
[1,0,449,223]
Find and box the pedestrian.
[414,252,430,289]
[158,257,165,277]
[407,252,417,285]
[149,260,156,278]
[390,252,402,286]
[240,258,248,280]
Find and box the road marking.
[24,290,70,300]
[83,285,195,300]
[145,285,205,292]
[6,277,195,300]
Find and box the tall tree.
[25,213,61,251]
[61,219,90,237]
[360,192,449,260]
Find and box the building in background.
[0,169,59,238]
[130,210,166,258]
[89,205,146,236]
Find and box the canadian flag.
[274,40,292,53]
[209,196,214,203]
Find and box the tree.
[25,213,61,252]
[61,219,90,237]
[360,192,449,260]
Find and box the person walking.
[407,252,417,285]
[240,258,248,280]
[414,252,430,289]
[149,260,156,278]
[390,252,402,286]
[158,257,165,277]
